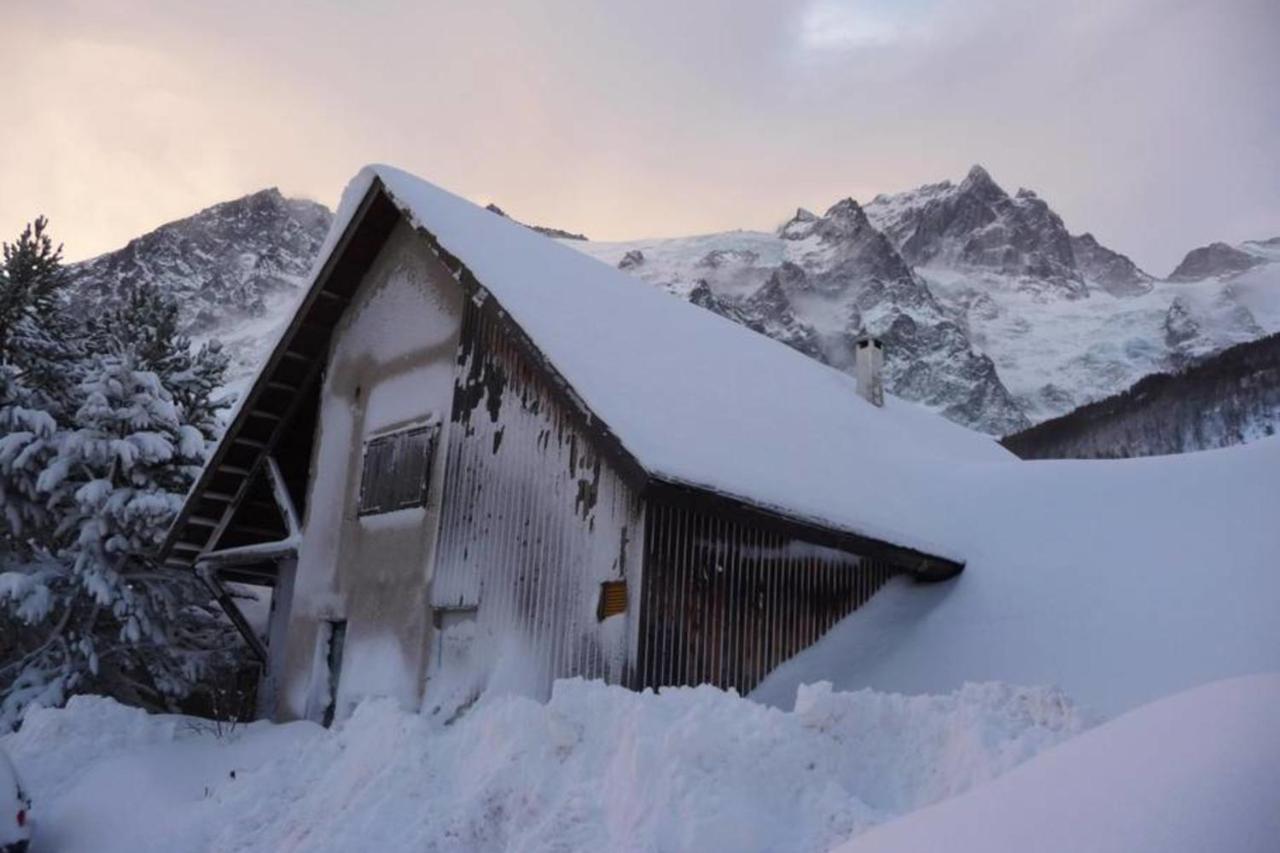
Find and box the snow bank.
[2,680,1086,853]
[836,674,1280,853]
[2,696,317,852]
[756,436,1280,717]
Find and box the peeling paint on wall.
[429,303,646,705]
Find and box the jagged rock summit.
[68,188,333,380]
[577,194,1030,434]
[866,164,1086,298]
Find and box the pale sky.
[4,0,1277,275]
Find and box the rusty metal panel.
[430,305,646,698]
[636,501,905,695]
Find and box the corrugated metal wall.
[636,501,902,694]
[429,303,646,699]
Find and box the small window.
[597,580,628,621]
[358,424,439,515]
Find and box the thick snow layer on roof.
[836,674,1280,853]
[325,166,1012,561]
[755,436,1280,716]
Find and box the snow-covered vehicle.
[0,748,30,853]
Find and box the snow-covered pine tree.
[85,283,231,444]
[0,223,242,729]
[0,217,78,563]
[0,216,80,411]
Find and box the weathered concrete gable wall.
[280,220,464,721]
[426,304,646,710]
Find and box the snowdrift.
[3,681,1088,853]
[837,674,1280,853]
[756,436,1280,716]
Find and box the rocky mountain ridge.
[68,188,333,381]
[573,166,1280,431]
[61,171,1280,438]
[865,165,1086,298]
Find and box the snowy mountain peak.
[1168,240,1266,281]
[959,163,999,193]
[573,199,1030,434]
[68,189,334,382]
[779,200,879,243]
[825,197,864,217]
[778,207,819,240]
[866,166,1086,298]
[809,197,883,245]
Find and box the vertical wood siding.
[430,303,645,697]
[636,501,903,694]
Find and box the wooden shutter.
[358,424,438,515]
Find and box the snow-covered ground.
[4,435,1278,851]
[3,681,1089,853]
[837,674,1280,853]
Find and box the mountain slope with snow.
[866,168,1280,423]
[67,189,332,383]
[1002,331,1280,458]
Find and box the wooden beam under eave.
[265,455,301,538]
[157,182,396,564]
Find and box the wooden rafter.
[159,183,400,570]
[265,455,301,539]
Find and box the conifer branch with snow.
[0,218,247,730]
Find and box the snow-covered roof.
[328,166,1011,563]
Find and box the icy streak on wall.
[429,303,646,698]
[637,503,902,695]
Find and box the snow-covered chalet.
[160,165,1003,723]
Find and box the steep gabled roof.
[163,166,1013,575]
